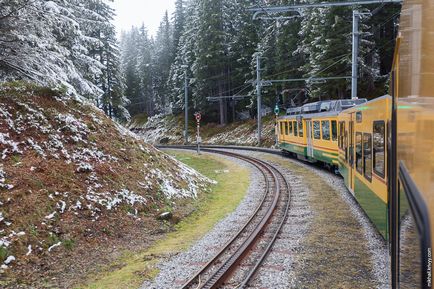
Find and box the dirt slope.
[0,82,211,287]
[129,114,277,147]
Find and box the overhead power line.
[249,0,402,20]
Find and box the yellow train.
[277,0,434,287]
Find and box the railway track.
[166,147,292,289]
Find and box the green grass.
[78,150,250,289]
[130,113,148,126]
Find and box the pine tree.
[172,0,185,54]
[194,0,228,124]
[168,0,199,114]
[121,28,143,116]
[153,11,174,113]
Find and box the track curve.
[164,147,292,289]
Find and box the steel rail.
[167,147,291,289]
[198,149,282,289]
[237,160,292,288]
[180,151,273,289]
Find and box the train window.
[332,120,337,141]
[356,111,362,123]
[356,132,363,174]
[344,129,348,162]
[313,121,321,139]
[280,122,283,135]
[322,120,330,140]
[363,133,372,181]
[299,121,303,137]
[338,122,345,149]
[289,121,293,135]
[373,121,385,178]
[293,121,298,136]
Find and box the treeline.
[0,0,128,120]
[121,0,401,124]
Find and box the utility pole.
[256,53,262,146]
[183,65,189,144]
[352,11,360,100]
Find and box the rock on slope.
[0,82,211,286]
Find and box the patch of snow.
[48,242,61,252]
[57,200,66,213]
[76,162,93,173]
[85,189,147,211]
[0,165,14,190]
[45,212,56,220]
[26,245,32,256]
[4,256,15,265]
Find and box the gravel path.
[140,152,265,289]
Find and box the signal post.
[194,112,202,155]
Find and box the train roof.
[281,98,367,120]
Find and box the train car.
[276,0,434,287]
[278,114,307,159]
[390,0,434,287]
[305,109,339,167]
[338,96,391,238]
[278,99,366,169]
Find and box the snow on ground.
[130,114,183,144]
[0,85,213,271]
[129,113,276,147]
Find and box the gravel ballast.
[241,150,389,289]
[142,148,389,289]
[140,152,266,289]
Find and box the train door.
[349,116,355,192]
[306,120,314,158]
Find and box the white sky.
[111,0,176,37]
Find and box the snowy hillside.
[130,113,277,147]
[0,82,211,286]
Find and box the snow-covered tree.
[153,11,174,113]
[0,0,128,120]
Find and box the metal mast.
[352,11,360,100]
[256,53,262,146]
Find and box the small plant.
[0,246,8,263]
[11,155,21,164]
[62,239,75,250]
[57,84,68,95]
[29,224,38,237]
[47,233,60,247]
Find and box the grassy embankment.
[79,150,250,289]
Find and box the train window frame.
[285,122,289,135]
[373,120,386,178]
[356,111,362,123]
[313,121,321,140]
[280,122,284,135]
[363,133,372,182]
[293,121,298,137]
[289,121,293,135]
[332,120,337,142]
[344,128,348,162]
[356,132,363,174]
[299,121,304,137]
[339,121,345,149]
[321,120,331,141]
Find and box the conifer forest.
[0,0,401,124]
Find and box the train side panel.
[338,96,390,238]
[307,115,339,166]
[278,117,308,158]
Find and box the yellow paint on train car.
[338,96,390,237]
[395,0,434,269]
